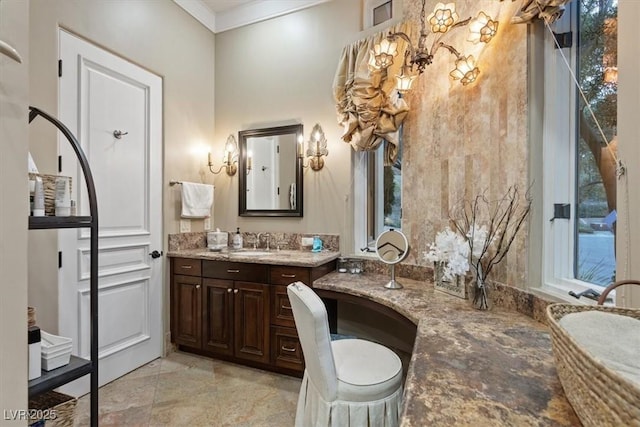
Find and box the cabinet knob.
[195,285,200,289]
[233,289,239,294]
[227,269,240,273]
[281,346,296,353]
[227,288,232,293]
[281,274,296,278]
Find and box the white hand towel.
[181,182,213,218]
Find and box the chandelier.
[370,1,499,92]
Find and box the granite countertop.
[167,248,340,268]
[313,271,580,426]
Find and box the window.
[363,0,397,29]
[354,139,402,252]
[542,0,618,295]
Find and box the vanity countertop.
[167,248,340,268]
[313,271,580,426]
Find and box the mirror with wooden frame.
[239,124,303,217]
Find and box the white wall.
[213,0,361,253]
[0,0,29,418]
[28,0,216,335]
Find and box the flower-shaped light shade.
[427,3,459,34]
[450,55,480,85]
[372,38,398,69]
[468,11,498,44]
[396,68,417,93]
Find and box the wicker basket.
[28,391,76,427]
[547,303,640,426]
[29,173,72,217]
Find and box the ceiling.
[174,0,331,34]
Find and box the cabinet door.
[172,274,202,348]
[203,278,234,356]
[234,281,270,364]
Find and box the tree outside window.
[576,0,618,286]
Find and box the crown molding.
[174,0,217,33]
[174,0,331,34]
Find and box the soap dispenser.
[233,228,243,250]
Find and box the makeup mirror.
[375,229,408,289]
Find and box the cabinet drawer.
[173,258,202,277]
[271,285,295,328]
[271,326,304,372]
[203,260,268,283]
[269,265,310,286]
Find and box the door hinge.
[277,145,280,154]
[58,59,62,77]
[553,31,573,49]
[58,251,62,269]
[58,155,62,173]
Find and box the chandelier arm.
[435,42,463,60]
[450,17,472,30]
[389,31,420,62]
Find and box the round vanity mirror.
[375,229,409,289]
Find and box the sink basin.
[230,251,272,257]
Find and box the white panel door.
[247,137,278,209]
[58,30,162,395]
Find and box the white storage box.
[41,331,72,371]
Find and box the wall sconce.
[208,134,238,176]
[371,0,498,91]
[298,123,329,171]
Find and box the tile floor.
[74,351,301,426]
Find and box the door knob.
[149,250,163,259]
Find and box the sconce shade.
[396,68,417,93]
[450,55,479,85]
[306,123,329,158]
[225,134,238,153]
[371,37,398,69]
[209,134,238,176]
[468,12,498,44]
[427,3,459,33]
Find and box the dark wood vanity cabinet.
[170,256,334,376]
[171,258,203,348]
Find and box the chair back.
[287,282,338,401]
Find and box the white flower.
[424,227,470,279]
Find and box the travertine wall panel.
[401,0,529,287]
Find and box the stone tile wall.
[400,0,530,288]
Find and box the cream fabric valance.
[511,0,574,24]
[332,23,413,165]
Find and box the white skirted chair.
[287,282,403,427]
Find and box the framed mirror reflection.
[239,124,303,217]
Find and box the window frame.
[540,1,617,300]
[353,142,402,254]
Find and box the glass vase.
[472,265,490,310]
